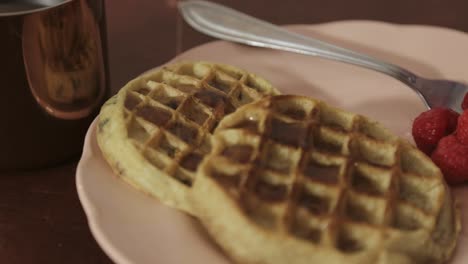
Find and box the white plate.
[77,21,468,264]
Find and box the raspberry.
[431,135,468,184]
[412,108,459,155]
[456,110,468,145]
[447,109,460,134]
[462,93,468,110]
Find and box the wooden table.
[1,0,467,263]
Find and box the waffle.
[193,95,460,264]
[96,61,280,214]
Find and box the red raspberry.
[462,93,468,110]
[447,109,460,134]
[412,108,459,155]
[431,135,468,184]
[456,110,468,145]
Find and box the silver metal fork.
[179,0,467,113]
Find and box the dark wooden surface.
[2,0,468,263]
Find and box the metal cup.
[0,0,109,170]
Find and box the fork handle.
[179,1,418,87]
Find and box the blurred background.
[108,0,468,93]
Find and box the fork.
[179,0,467,113]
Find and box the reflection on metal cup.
[0,0,109,170]
[24,0,107,120]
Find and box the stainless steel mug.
[0,0,109,170]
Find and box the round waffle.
[193,95,460,264]
[96,61,280,214]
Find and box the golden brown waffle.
[97,61,280,214]
[193,95,460,264]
